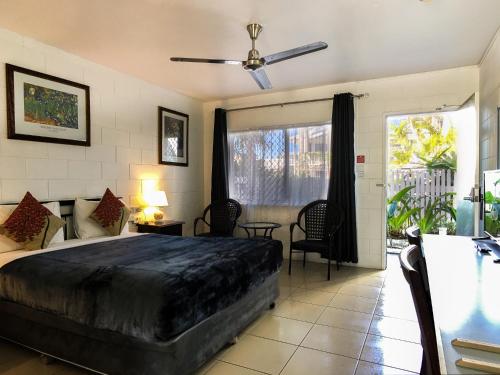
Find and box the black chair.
[194,199,242,237]
[406,225,421,248]
[289,200,344,280]
[399,245,440,375]
[405,225,431,294]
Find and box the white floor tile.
[281,347,357,375]
[219,335,296,375]
[301,325,366,359]
[272,300,325,323]
[317,307,373,333]
[247,315,313,345]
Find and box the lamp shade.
[143,190,168,207]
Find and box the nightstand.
[136,220,185,236]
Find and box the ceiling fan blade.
[170,57,242,65]
[249,69,272,90]
[262,42,328,65]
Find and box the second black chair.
[289,200,344,280]
[399,245,440,375]
[194,199,242,237]
[405,225,432,294]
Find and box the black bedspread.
[0,234,282,342]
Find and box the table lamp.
[142,190,168,223]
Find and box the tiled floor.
[0,255,421,375]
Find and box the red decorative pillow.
[90,189,130,236]
[0,192,65,250]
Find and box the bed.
[0,199,283,375]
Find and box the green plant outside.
[411,192,456,234]
[484,187,500,235]
[484,191,500,204]
[387,186,419,238]
[387,114,457,242]
[387,186,457,238]
[389,115,457,172]
[484,214,500,234]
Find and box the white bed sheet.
[0,233,145,269]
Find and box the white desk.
[423,235,500,374]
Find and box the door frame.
[380,97,480,269]
[381,109,446,270]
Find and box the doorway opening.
[385,109,476,254]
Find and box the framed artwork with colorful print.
[6,64,91,146]
[158,106,189,166]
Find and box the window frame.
[228,121,331,207]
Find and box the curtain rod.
[225,93,369,113]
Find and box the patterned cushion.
[0,202,64,253]
[74,198,129,239]
[90,189,131,236]
[0,192,65,250]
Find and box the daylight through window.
[228,123,331,206]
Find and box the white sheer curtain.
[228,123,331,207]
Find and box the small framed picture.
[158,106,189,166]
[6,64,90,146]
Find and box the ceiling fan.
[170,23,328,90]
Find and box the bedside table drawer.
[137,221,184,236]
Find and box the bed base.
[0,272,279,375]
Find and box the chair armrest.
[289,222,305,244]
[230,221,240,236]
[194,217,210,236]
[290,222,305,233]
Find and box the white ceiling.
[0,0,499,100]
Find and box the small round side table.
[238,222,282,239]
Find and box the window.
[228,123,331,206]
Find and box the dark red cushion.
[0,192,64,250]
[90,188,130,236]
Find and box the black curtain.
[211,108,229,202]
[326,93,358,263]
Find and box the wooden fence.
[387,168,455,219]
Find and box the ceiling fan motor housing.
[244,23,264,70]
[244,49,263,70]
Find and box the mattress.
[0,234,283,343]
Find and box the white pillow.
[0,201,65,254]
[73,198,130,239]
[44,202,65,244]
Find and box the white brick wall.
[26,159,68,179]
[67,161,101,180]
[0,28,204,234]
[479,29,500,174]
[102,128,130,147]
[203,66,479,269]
